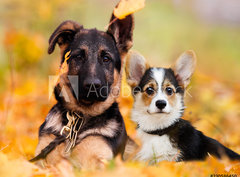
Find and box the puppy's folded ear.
[107,12,134,56]
[125,50,149,88]
[48,20,83,56]
[173,50,197,88]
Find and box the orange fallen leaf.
[58,50,71,75]
[114,0,145,19]
[47,50,72,99]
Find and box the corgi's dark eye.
[145,87,155,95]
[165,87,174,96]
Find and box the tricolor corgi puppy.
[125,50,240,162]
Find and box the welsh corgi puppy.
[125,50,240,162]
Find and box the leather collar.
[140,120,180,136]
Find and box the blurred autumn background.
[0,0,240,176]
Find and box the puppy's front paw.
[70,136,113,170]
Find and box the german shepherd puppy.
[33,11,134,169]
[125,50,240,162]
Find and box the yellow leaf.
[59,50,71,75]
[54,50,71,87]
[114,0,145,19]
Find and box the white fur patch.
[135,129,180,162]
[44,111,63,132]
[132,103,181,131]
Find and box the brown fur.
[89,64,96,76]
[35,134,67,167]
[172,50,197,88]
[142,80,157,106]
[123,137,140,161]
[162,79,177,107]
[70,136,113,169]
[58,73,79,104]
[48,21,82,55]
[125,51,149,88]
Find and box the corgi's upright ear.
[173,50,197,88]
[125,50,149,88]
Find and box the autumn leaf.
[114,0,145,19]
[47,51,71,99]
[58,51,71,75]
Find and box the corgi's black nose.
[155,100,167,110]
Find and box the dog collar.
[141,120,180,136]
[60,111,85,153]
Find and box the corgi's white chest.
[136,129,180,162]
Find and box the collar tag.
[60,111,84,153]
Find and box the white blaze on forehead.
[151,68,165,90]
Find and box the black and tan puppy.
[32,11,134,169]
[125,50,240,163]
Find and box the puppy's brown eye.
[145,87,155,95]
[165,87,174,96]
[101,51,112,63]
[103,55,111,62]
[76,55,82,60]
[76,50,85,60]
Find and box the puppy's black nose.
[83,78,102,89]
[155,100,167,110]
